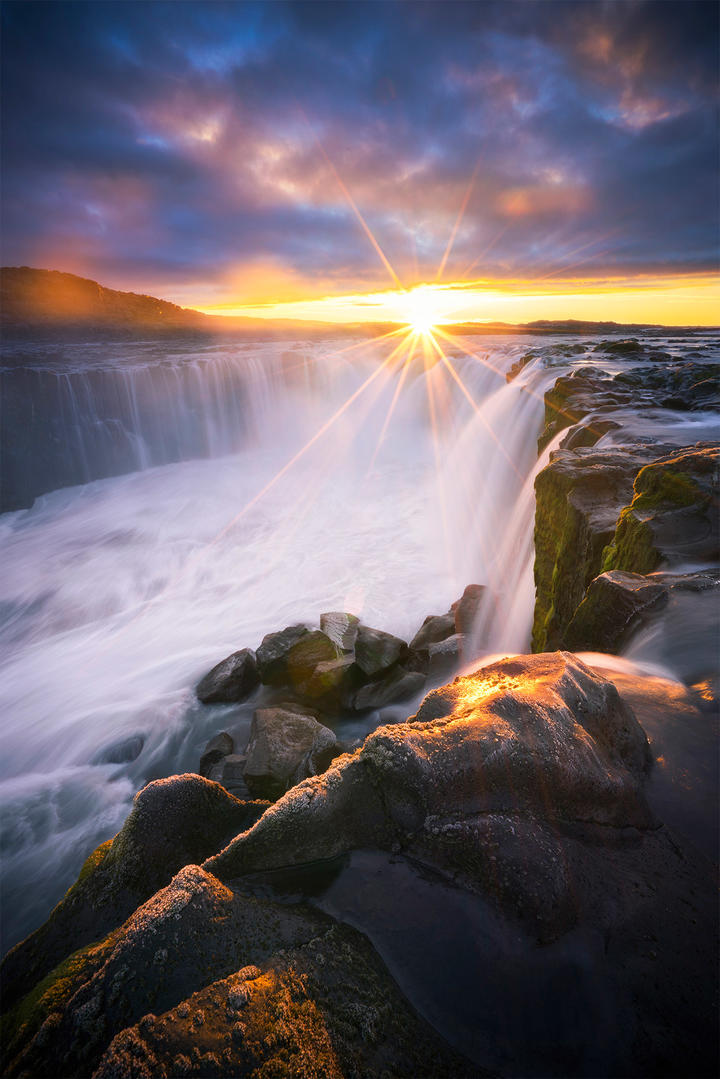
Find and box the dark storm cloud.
[1,0,717,298]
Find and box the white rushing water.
[0,330,716,952]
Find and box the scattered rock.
[243,707,336,800]
[297,653,357,704]
[196,648,260,704]
[354,625,408,678]
[348,666,426,711]
[285,630,340,695]
[452,583,485,634]
[198,732,234,777]
[320,610,359,652]
[428,633,467,680]
[255,624,310,686]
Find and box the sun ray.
[436,161,481,282]
[435,325,608,442]
[367,330,419,472]
[426,331,524,480]
[422,332,456,582]
[301,112,404,293]
[458,225,508,280]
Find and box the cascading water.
[0,330,715,954]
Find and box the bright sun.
[401,286,442,335]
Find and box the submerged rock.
[198,731,234,777]
[90,734,144,765]
[243,706,337,800]
[196,648,260,704]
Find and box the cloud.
[1,0,717,302]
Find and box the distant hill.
[0,266,215,335]
[0,267,353,340]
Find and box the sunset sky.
[1,0,718,325]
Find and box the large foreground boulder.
[3,866,474,1079]
[206,653,654,930]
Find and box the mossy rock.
[1,775,269,1011]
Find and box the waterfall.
[0,331,584,952]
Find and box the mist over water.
[0,331,717,953]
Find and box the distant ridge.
[1,267,710,340]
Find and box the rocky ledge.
[2,653,717,1078]
[531,349,719,702]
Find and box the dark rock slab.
[206,654,654,898]
[564,570,668,652]
[349,666,426,711]
[354,625,408,678]
[243,707,336,800]
[196,648,260,704]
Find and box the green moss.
[1,930,118,1068]
[633,467,702,510]
[602,467,704,574]
[76,838,113,886]
[601,508,660,574]
[532,471,598,652]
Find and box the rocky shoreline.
[2,341,718,1078]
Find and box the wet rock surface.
[196,649,260,704]
[533,440,719,653]
[243,706,336,800]
[2,654,716,1078]
[1,775,269,1011]
[538,360,719,450]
